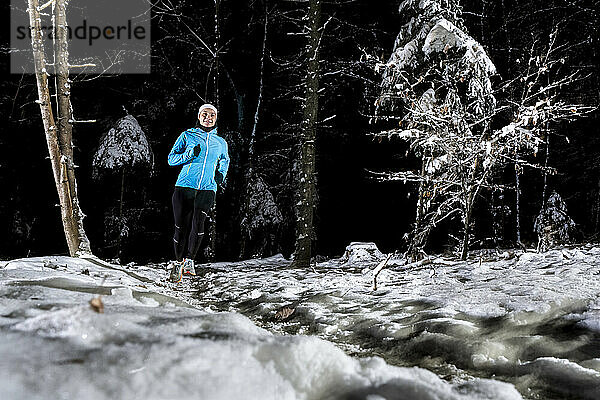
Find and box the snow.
[423,19,496,75]
[4,244,600,398]
[388,38,420,70]
[0,255,520,400]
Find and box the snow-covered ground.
[2,244,600,399]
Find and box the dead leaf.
[89,297,104,313]
[275,307,295,321]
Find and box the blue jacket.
[168,127,230,192]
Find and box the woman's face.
[199,109,217,128]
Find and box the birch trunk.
[28,0,91,256]
[293,0,321,268]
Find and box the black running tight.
[172,187,215,261]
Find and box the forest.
[2,1,600,400]
[2,0,599,264]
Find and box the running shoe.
[169,260,183,283]
[183,258,196,276]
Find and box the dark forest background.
[1,0,598,262]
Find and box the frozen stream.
[2,244,600,399]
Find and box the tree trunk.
[515,162,522,245]
[207,208,216,262]
[207,0,221,261]
[292,0,321,268]
[118,167,125,259]
[214,0,221,109]
[542,125,550,209]
[408,158,427,261]
[28,0,91,256]
[240,5,268,259]
[54,0,91,255]
[461,204,472,260]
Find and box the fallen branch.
[401,258,433,271]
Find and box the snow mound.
[519,357,600,399]
[340,242,385,265]
[0,328,524,400]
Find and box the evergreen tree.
[374,0,550,259]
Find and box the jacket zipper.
[198,132,210,189]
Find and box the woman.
[167,103,230,283]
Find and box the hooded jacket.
[168,127,230,192]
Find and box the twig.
[69,63,97,68]
[372,254,392,291]
[37,0,54,11]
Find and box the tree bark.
[406,158,428,261]
[293,0,321,268]
[240,6,268,259]
[118,167,125,259]
[214,0,221,109]
[28,0,91,256]
[515,162,522,245]
[461,204,472,260]
[207,0,221,262]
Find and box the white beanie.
[198,103,217,118]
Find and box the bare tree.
[27,0,91,256]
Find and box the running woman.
[167,103,230,282]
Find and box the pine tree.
[375,0,499,259]
[374,0,593,259]
[292,0,321,268]
[374,0,541,259]
[534,191,576,252]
